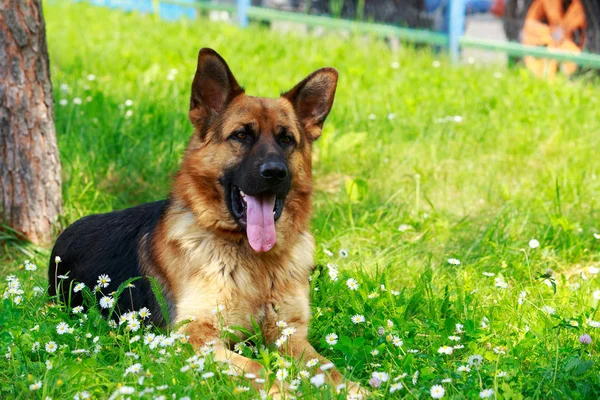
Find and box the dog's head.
[174,48,337,253]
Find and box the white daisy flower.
[468,354,483,366]
[480,389,494,398]
[127,319,141,332]
[351,314,365,324]
[97,274,111,288]
[282,327,296,337]
[320,363,334,371]
[56,322,70,335]
[518,291,527,305]
[430,384,445,398]
[542,305,555,315]
[25,262,37,271]
[495,277,508,289]
[447,258,461,265]
[529,239,540,249]
[325,332,338,346]
[99,296,114,309]
[346,278,359,291]
[276,369,288,381]
[45,341,57,353]
[306,358,319,367]
[310,373,325,388]
[72,306,84,314]
[372,371,389,382]
[398,223,412,232]
[124,363,142,376]
[327,264,338,281]
[412,370,419,385]
[276,320,288,328]
[390,382,403,392]
[299,370,311,378]
[211,304,224,314]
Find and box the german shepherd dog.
[49,48,362,396]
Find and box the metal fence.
[79,0,600,73]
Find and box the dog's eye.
[233,129,249,141]
[279,135,294,146]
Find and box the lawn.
[1,0,600,398]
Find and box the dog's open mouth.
[231,185,284,253]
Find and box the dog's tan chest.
[161,215,315,344]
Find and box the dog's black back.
[48,200,168,325]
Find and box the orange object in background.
[491,0,505,17]
[522,0,587,78]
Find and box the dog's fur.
[49,48,359,395]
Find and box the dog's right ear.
[189,48,244,131]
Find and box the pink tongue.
[245,193,277,253]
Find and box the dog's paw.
[266,382,284,400]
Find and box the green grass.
[1,1,600,398]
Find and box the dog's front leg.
[182,322,283,397]
[283,337,363,396]
[213,342,288,398]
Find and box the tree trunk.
[0,0,62,245]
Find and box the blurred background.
[82,0,600,76]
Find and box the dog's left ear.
[283,68,338,141]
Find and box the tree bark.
[0,0,62,245]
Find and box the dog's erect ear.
[189,48,244,128]
[283,68,338,141]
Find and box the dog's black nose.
[260,162,288,180]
